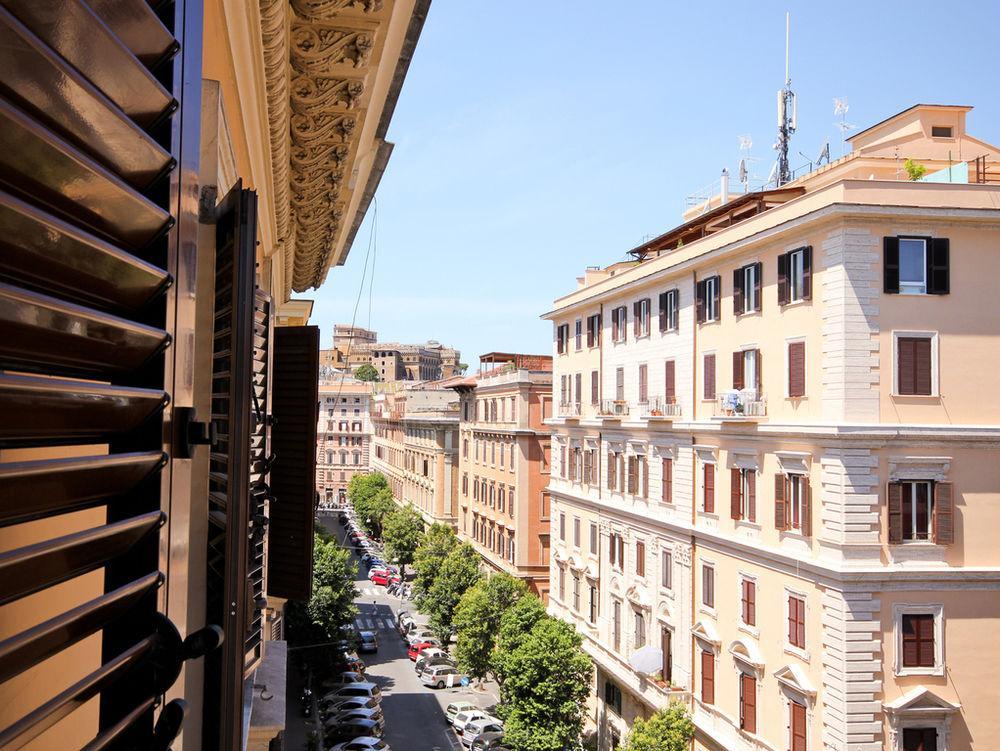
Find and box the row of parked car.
[445,701,507,750]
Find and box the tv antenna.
[833,97,854,155]
[773,12,797,187]
[737,135,755,192]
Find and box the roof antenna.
[773,12,796,186]
[833,97,855,156]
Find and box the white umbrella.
[629,645,663,676]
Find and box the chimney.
[720,168,730,206]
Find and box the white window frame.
[637,298,650,337]
[788,247,807,302]
[574,318,583,350]
[901,479,935,543]
[738,467,756,521]
[612,306,627,343]
[784,587,810,661]
[705,276,719,321]
[741,347,758,393]
[891,330,939,397]
[788,473,806,531]
[898,237,928,295]
[893,603,945,677]
[743,263,758,313]
[737,573,759,637]
[663,289,679,331]
[660,549,673,592]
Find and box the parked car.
[420,664,467,689]
[370,571,396,586]
[324,718,382,743]
[445,701,479,725]
[453,709,490,734]
[320,683,382,708]
[405,629,437,647]
[471,731,505,751]
[329,739,389,751]
[358,631,378,653]
[461,718,504,748]
[415,654,455,675]
[326,707,383,726]
[319,697,380,716]
[397,614,416,635]
[320,671,365,689]
[407,640,441,661]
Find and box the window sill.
[738,623,759,639]
[699,605,717,618]
[780,298,811,309]
[734,519,761,531]
[698,319,721,326]
[735,309,762,319]
[895,665,945,678]
[891,393,940,400]
[784,644,809,662]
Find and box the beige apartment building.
[544,104,1000,751]
[322,325,462,381]
[450,354,555,599]
[370,381,462,526]
[318,380,374,506]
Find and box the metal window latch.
[175,406,217,459]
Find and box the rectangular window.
[703,462,715,514]
[586,313,602,347]
[627,455,639,495]
[700,650,714,704]
[589,585,599,623]
[572,574,580,611]
[901,613,936,668]
[661,457,673,503]
[664,360,676,403]
[897,335,933,395]
[739,673,757,733]
[778,246,813,304]
[899,238,928,294]
[556,323,569,354]
[638,364,648,404]
[885,236,950,294]
[612,600,621,651]
[788,595,806,649]
[634,611,646,648]
[604,681,622,715]
[575,372,582,406]
[659,289,679,332]
[733,348,761,393]
[614,367,625,402]
[611,306,627,343]
[607,451,616,492]
[661,628,673,683]
[661,550,672,589]
[902,728,938,751]
[788,340,806,397]
[888,479,955,544]
[696,275,721,322]
[702,564,715,608]
[703,353,716,399]
[590,523,598,554]
[574,319,583,350]
[591,370,599,405]
[790,701,807,751]
[775,473,811,535]
[559,512,566,541]
[730,467,756,522]
[741,578,756,626]
[734,262,762,315]
[633,298,651,337]
[573,517,581,548]
[558,565,565,601]
[931,125,953,138]
[635,541,645,576]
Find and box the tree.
[349,473,394,537]
[904,158,927,181]
[382,506,424,575]
[412,523,458,603]
[354,363,380,381]
[453,574,527,682]
[498,617,593,751]
[424,543,482,643]
[492,594,547,685]
[617,703,694,751]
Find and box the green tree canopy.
[453,573,527,681]
[382,506,424,573]
[493,593,547,685]
[617,703,695,751]
[353,363,380,381]
[424,542,482,643]
[412,523,458,603]
[498,617,593,751]
[349,473,395,537]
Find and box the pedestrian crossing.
[353,616,396,631]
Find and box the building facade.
[323,325,462,381]
[451,354,554,599]
[317,381,374,506]
[370,382,462,526]
[544,105,1000,751]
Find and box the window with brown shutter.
[933,481,954,544]
[775,474,789,531]
[661,457,673,503]
[897,336,933,395]
[790,701,808,751]
[665,360,676,403]
[704,462,715,513]
[788,594,806,649]
[591,370,599,405]
[636,541,645,576]
[778,251,790,305]
[607,451,616,491]
[659,289,678,332]
[704,353,716,399]
[627,455,639,495]
[733,350,744,390]
[586,315,594,347]
[741,579,756,626]
[696,279,706,323]
[788,341,806,397]
[901,613,936,668]
[661,628,673,683]
[700,650,715,704]
[740,673,756,733]
[733,266,745,315]
[702,564,715,608]
[731,467,743,520]
[638,363,648,403]
[633,301,642,337]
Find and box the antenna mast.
[774,12,796,187]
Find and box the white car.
[461,717,503,748]
[406,629,437,647]
[453,708,490,734]
[420,664,467,689]
[445,701,479,725]
[329,740,389,751]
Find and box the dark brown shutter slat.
[753,262,762,311]
[731,467,742,520]
[633,301,641,337]
[704,463,715,513]
[914,338,932,395]
[775,474,788,530]
[733,267,744,315]
[701,650,714,704]
[87,0,176,66]
[704,353,716,400]
[888,482,904,543]
[747,470,756,521]
[788,341,805,397]
[777,252,790,304]
[801,479,812,536]
[928,237,950,294]
[801,245,813,300]
[898,337,916,395]
[662,457,672,503]
[695,280,705,323]
[884,236,900,293]
[934,481,954,544]
[733,350,744,390]
[658,292,667,331]
[664,360,675,401]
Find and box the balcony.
[639,397,682,420]
[713,390,767,421]
[598,399,630,418]
[558,401,582,418]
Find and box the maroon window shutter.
[662,629,672,683]
[633,301,641,337]
[628,456,638,494]
[775,474,788,530]
[712,275,720,317]
[658,292,667,331]
[641,457,648,499]
[753,262,763,311]
[788,596,797,645]
[777,252,790,305]
[741,674,756,733]
[607,452,614,490]
[754,349,762,393]
[918,614,935,667]
[701,651,714,704]
[665,360,676,402]
[731,467,743,520]
[591,370,599,405]
[611,310,619,341]
[796,598,806,648]
[636,541,645,576]
[618,535,625,567]
[704,354,716,399]
[586,316,594,347]
[928,237,950,294]
[733,267,744,315]
[914,338,932,395]
[802,246,813,300]
[695,281,705,322]
[791,702,807,751]
[933,481,954,544]
[662,457,672,503]
[888,482,904,543]
[788,341,805,397]
[704,463,715,513]
[801,480,812,536]
[747,470,756,522]
[898,337,916,395]
[733,350,745,390]
[638,364,648,402]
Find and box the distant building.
[450,353,554,599]
[324,324,462,381]
[317,379,374,506]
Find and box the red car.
[407,641,439,661]
[370,571,395,586]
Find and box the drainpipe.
[689,269,698,717]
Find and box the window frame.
[705,275,719,321]
[661,549,672,590]
[893,603,945,677]
[789,247,807,302]
[701,562,715,611]
[659,288,679,332]
[897,237,928,295]
[892,331,938,397]
[574,318,583,350]
[785,589,808,658]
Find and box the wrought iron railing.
[639,397,682,418]
[714,390,767,417]
[598,399,630,417]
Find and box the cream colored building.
[544,104,1000,751]
[370,380,462,526]
[318,380,375,505]
[450,354,554,599]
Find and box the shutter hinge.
[175,407,217,459]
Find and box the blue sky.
[305,0,1000,368]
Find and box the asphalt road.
[320,514,498,751]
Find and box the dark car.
[358,631,378,653]
[326,707,383,726]
[324,718,382,743]
[471,731,505,751]
[319,696,379,716]
[320,671,365,690]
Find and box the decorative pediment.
[728,639,764,670]
[693,444,718,464]
[775,451,811,475]
[884,686,960,716]
[773,663,816,697]
[728,448,759,470]
[608,576,623,597]
[625,585,651,610]
[626,439,647,455]
[567,554,585,573]
[691,620,720,647]
[888,456,952,482]
[656,599,673,624]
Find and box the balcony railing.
[714,389,767,419]
[558,401,582,417]
[638,396,682,418]
[598,399,630,417]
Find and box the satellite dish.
[738,158,748,184]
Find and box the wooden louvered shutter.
[658,292,668,331]
[898,337,916,394]
[884,236,900,293]
[704,463,715,513]
[627,456,638,495]
[701,650,715,704]
[888,482,904,543]
[733,351,745,390]
[665,360,676,402]
[711,275,720,317]
[695,280,706,322]
[933,481,954,544]
[0,2,211,747]
[788,341,806,397]
[733,267,744,314]
[661,628,672,683]
[928,237,950,294]
[586,315,594,347]
[607,451,615,491]
[731,467,743,519]
[801,246,813,300]
[791,701,807,751]
[662,457,672,503]
[775,474,788,530]
[641,457,648,498]
[801,479,811,536]
[914,338,932,395]
[754,349,762,393]
[777,252,790,304]
[268,326,320,601]
[747,470,756,521]
[633,301,641,337]
[704,354,716,399]
[740,673,756,733]
[753,262,762,311]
